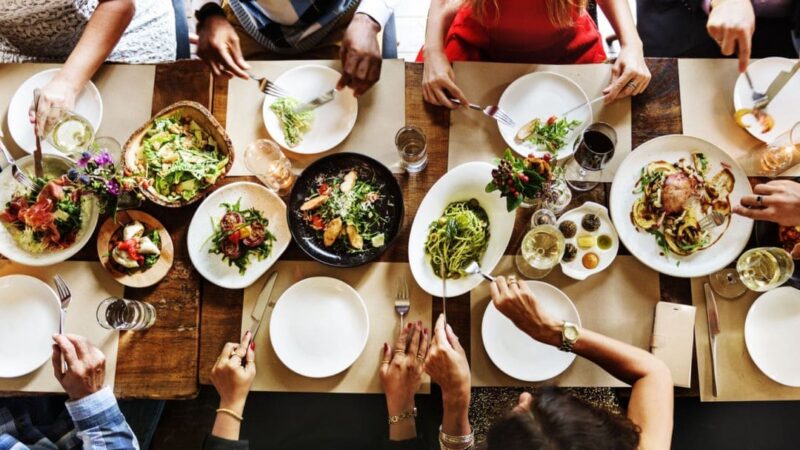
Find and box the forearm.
[441,393,471,437]
[597,0,642,47]
[58,0,135,90]
[212,398,245,441]
[424,0,464,54]
[387,397,417,441]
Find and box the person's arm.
[30,0,135,134]
[421,0,469,108]
[53,334,139,449]
[208,331,256,447]
[490,277,673,450]
[194,0,251,79]
[597,0,651,102]
[705,0,755,72]
[734,180,800,258]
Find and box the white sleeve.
[355,0,398,30]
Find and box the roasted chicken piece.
[661,172,697,214]
[300,195,329,211]
[340,170,357,193]
[345,224,363,249]
[323,217,343,247]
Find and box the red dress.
[417,1,606,64]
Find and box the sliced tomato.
[221,211,244,233]
[309,215,325,230]
[228,230,241,246]
[318,183,331,196]
[243,222,266,248]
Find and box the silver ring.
[626,81,638,90]
[756,195,763,207]
[507,275,518,285]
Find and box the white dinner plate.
[0,154,99,267]
[609,135,753,278]
[408,162,516,297]
[497,72,591,160]
[187,182,290,289]
[262,65,358,154]
[734,57,800,143]
[0,275,60,378]
[482,281,580,382]
[270,277,369,378]
[745,287,800,387]
[7,68,103,154]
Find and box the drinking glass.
[244,139,295,195]
[92,136,122,164]
[96,297,156,331]
[43,107,95,157]
[515,209,565,279]
[709,247,795,297]
[395,126,427,173]
[758,121,800,177]
[565,122,617,192]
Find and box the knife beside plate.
[248,271,279,338]
[704,282,721,397]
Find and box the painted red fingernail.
[250,341,255,350]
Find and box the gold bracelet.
[216,408,244,421]
[388,407,417,425]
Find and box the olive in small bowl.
[563,243,578,262]
[581,214,601,232]
[559,220,577,239]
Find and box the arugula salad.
[138,113,228,203]
[209,199,276,275]
[270,97,313,147]
[515,115,581,156]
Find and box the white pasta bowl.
[408,162,516,297]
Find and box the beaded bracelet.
[388,407,417,425]
[439,425,475,450]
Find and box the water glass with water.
[244,139,295,195]
[395,126,427,173]
[96,296,156,331]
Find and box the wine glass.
[709,247,795,297]
[565,122,617,192]
[758,121,800,177]
[515,209,565,279]
[244,139,295,195]
[43,107,95,157]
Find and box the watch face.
[564,325,579,341]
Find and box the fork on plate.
[450,99,516,127]
[699,211,726,232]
[248,73,289,97]
[744,71,769,110]
[54,275,72,373]
[394,277,410,330]
[0,129,37,191]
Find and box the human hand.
[380,320,430,415]
[734,180,800,228]
[490,276,561,346]
[51,334,106,401]
[337,13,382,97]
[210,331,256,413]
[424,314,470,408]
[603,43,651,103]
[707,0,755,72]
[196,15,251,79]
[422,49,467,109]
[29,75,79,137]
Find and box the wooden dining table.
[2,58,699,400]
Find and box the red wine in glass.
[574,127,616,171]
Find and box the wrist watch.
[559,321,580,352]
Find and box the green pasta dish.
[270,97,313,147]
[425,199,490,279]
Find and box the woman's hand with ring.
[211,331,256,415]
[734,180,800,227]
[490,276,561,346]
[380,321,429,417]
[603,42,651,103]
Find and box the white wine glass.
[515,209,565,279]
[709,247,795,297]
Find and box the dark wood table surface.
[10,58,696,399]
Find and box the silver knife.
[32,89,44,178]
[704,283,720,397]
[295,89,335,113]
[248,271,279,338]
[758,60,800,110]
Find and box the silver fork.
[248,73,289,97]
[744,71,769,110]
[54,275,72,373]
[0,130,37,191]
[450,99,516,127]
[700,211,726,232]
[394,277,410,330]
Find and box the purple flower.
[93,150,114,167]
[77,152,92,168]
[106,178,121,197]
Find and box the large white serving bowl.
[262,65,358,154]
[609,135,753,278]
[745,287,800,387]
[0,155,99,266]
[408,162,516,297]
[482,281,580,382]
[187,182,291,290]
[270,277,369,378]
[7,68,103,154]
[734,57,800,143]
[497,71,591,160]
[0,275,61,378]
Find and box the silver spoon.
[464,261,495,282]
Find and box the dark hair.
[484,387,641,450]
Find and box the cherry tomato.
[318,183,331,196]
[228,230,241,245]
[310,215,325,230]
[547,116,557,125]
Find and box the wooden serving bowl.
[122,101,234,208]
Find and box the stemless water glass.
[43,107,95,157]
[92,136,122,163]
[515,209,565,279]
[395,126,427,173]
[758,121,800,177]
[244,139,296,195]
[565,122,617,192]
[96,296,156,331]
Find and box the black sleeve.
[385,437,427,450]
[203,434,250,450]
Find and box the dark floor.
[149,386,800,450]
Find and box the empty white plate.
[744,286,800,387]
[262,65,358,154]
[482,281,580,382]
[497,72,591,160]
[734,57,800,143]
[7,68,103,154]
[270,277,369,378]
[0,275,60,378]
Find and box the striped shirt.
[0,387,139,450]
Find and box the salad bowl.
[123,101,234,208]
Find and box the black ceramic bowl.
[287,153,404,267]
